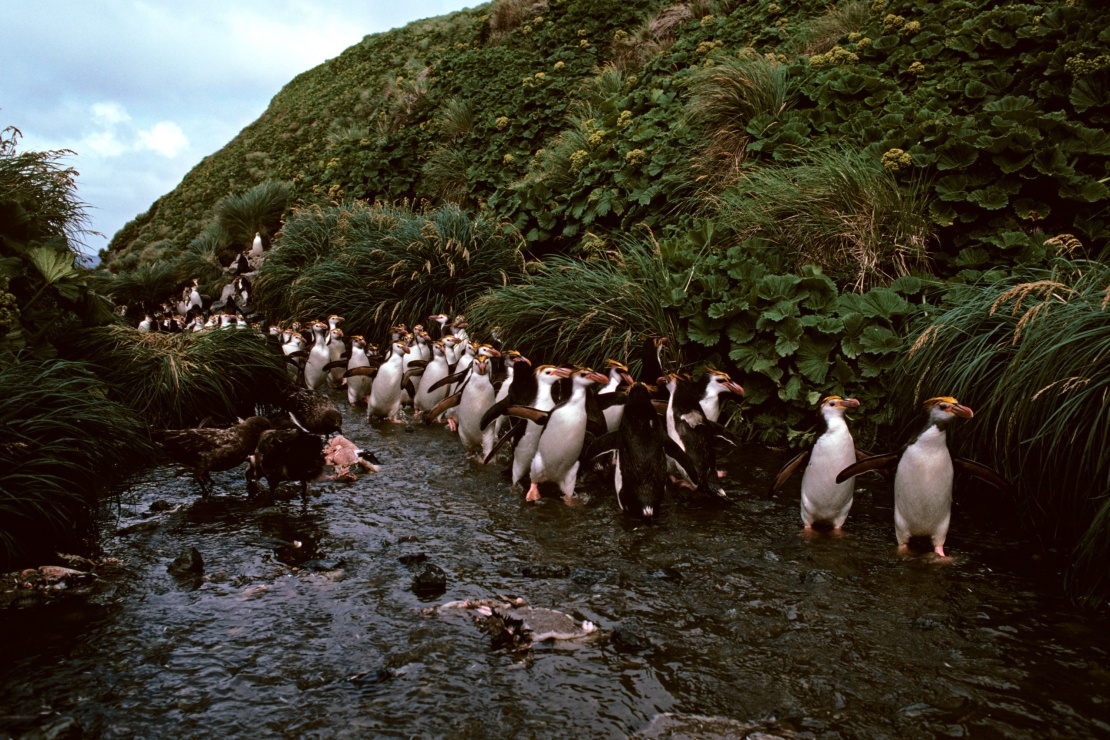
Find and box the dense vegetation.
[14,0,1110,598]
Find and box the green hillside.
[78,0,1110,598]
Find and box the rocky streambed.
[1,399,1108,738]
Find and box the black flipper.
[954,457,1011,492]
[428,369,470,393]
[596,393,627,411]
[400,368,423,388]
[406,360,428,369]
[322,359,349,372]
[663,438,699,487]
[344,367,378,378]
[505,406,550,425]
[706,420,740,447]
[585,431,620,460]
[769,449,810,498]
[424,391,463,424]
[483,426,518,464]
[651,399,668,415]
[403,378,417,397]
[479,398,513,431]
[286,350,308,359]
[836,453,900,484]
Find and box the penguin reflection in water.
[836,397,1010,559]
[769,396,869,534]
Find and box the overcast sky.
[3,0,472,261]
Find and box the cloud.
[92,102,131,126]
[138,121,189,158]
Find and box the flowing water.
[1,398,1108,738]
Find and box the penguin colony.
[141,274,1010,558]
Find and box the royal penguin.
[770,396,863,532]
[413,340,451,417]
[495,365,567,493]
[638,336,668,384]
[517,367,608,503]
[325,316,347,388]
[696,369,745,423]
[304,321,331,391]
[836,396,1009,558]
[598,360,634,433]
[587,382,697,520]
[662,373,738,500]
[456,355,498,460]
[345,336,377,406]
[367,338,410,423]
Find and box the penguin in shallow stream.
[769,396,866,532]
[662,373,739,501]
[587,382,697,520]
[836,396,1010,558]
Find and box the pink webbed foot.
[717,470,726,479]
[525,483,541,502]
[446,418,458,433]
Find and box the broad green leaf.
[858,325,901,355]
[858,289,909,319]
[796,335,836,384]
[774,317,803,357]
[27,247,79,287]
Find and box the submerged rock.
[168,548,204,576]
[412,564,447,595]
[430,598,598,649]
[522,563,570,578]
[611,619,652,652]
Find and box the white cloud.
[92,102,131,126]
[81,129,128,157]
[138,121,189,158]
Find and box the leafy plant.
[212,180,293,254]
[0,359,150,566]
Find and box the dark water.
[2,398,1109,739]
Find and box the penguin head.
[431,340,446,356]
[477,344,501,358]
[573,368,609,387]
[603,359,634,386]
[351,335,366,350]
[819,395,859,412]
[475,358,490,376]
[537,365,570,384]
[329,315,345,329]
[704,369,745,398]
[923,396,973,427]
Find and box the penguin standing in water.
[367,338,410,423]
[598,360,634,433]
[836,397,1010,558]
[587,382,697,520]
[325,315,347,388]
[456,356,498,460]
[770,396,864,532]
[345,336,377,406]
[413,341,451,417]
[304,322,331,391]
[516,367,608,503]
[663,373,739,501]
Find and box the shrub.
[0,359,150,566]
[212,180,293,254]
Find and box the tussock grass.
[252,201,524,342]
[103,260,183,310]
[212,180,293,254]
[467,232,682,372]
[714,146,934,289]
[421,146,472,205]
[0,359,150,566]
[687,52,797,189]
[70,325,290,428]
[438,98,475,141]
[792,0,871,56]
[901,256,1110,603]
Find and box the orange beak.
[838,397,860,409]
[951,403,973,418]
[726,381,745,396]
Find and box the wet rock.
[800,569,834,584]
[522,563,569,579]
[398,534,419,543]
[347,667,394,685]
[412,564,447,595]
[22,714,83,740]
[913,614,946,631]
[643,566,682,582]
[763,550,780,562]
[398,552,428,566]
[168,548,204,576]
[148,500,175,513]
[785,605,799,621]
[634,713,798,738]
[611,620,653,652]
[300,559,343,572]
[570,568,610,585]
[117,520,159,536]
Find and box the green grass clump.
[252,201,524,341]
[900,255,1110,603]
[0,359,151,567]
[714,146,934,290]
[212,180,293,254]
[468,232,682,372]
[70,325,290,428]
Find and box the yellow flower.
[625,149,645,165]
[570,150,589,172]
[908,61,926,75]
[503,153,516,165]
[881,148,913,172]
[495,116,509,130]
[553,61,565,70]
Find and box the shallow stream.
[2,397,1108,738]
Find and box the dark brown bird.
[151,416,273,495]
[282,388,342,435]
[246,428,326,500]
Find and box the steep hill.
[105,0,1109,274]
